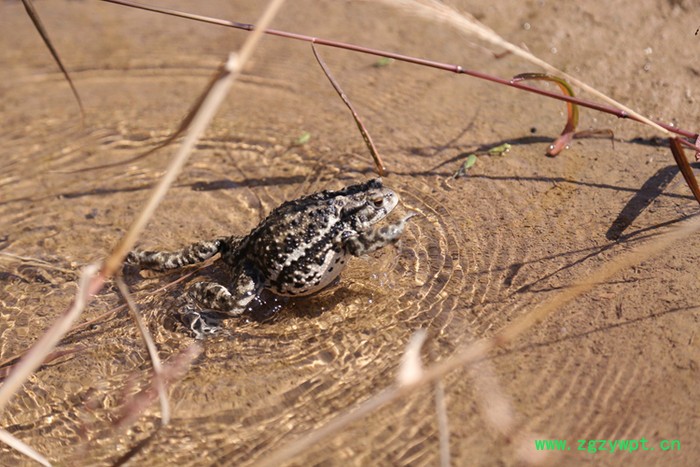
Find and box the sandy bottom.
[1,0,699,465]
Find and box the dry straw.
[380,0,672,137]
[256,213,700,464]
[116,277,171,425]
[0,0,287,463]
[3,0,698,465]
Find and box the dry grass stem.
[255,340,491,467]
[254,386,399,467]
[116,277,170,426]
[397,329,427,386]
[669,138,700,204]
[0,265,96,466]
[100,0,697,144]
[2,1,286,462]
[311,43,386,175]
[19,0,84,123]
[0,265,207,374]
[0,252,77,276]
[101,0,287,277]
[383,0,672,137]
[257,213,700,464]
[0,428,52,467]
[434,380,451,467]
[115,343,201,429]
[0,263,98,413]
[100,56,238,277]
[468,360,513,437]
[0,346,86,379]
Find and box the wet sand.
[1,1,699,465]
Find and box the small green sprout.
[295,131,311,145]
[452,153,478,178]
[487,143,511,156]
[452,143,513,179]
[373,57,395,68]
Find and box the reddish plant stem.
[669,138,700,203]
[102,0,698,145]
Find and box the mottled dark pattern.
[125,178,413,336]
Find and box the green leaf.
[464,153,478,168]
[487,143,511,156]
[295,131,311,145]
[373,57,394,68]
[452,153,478,179]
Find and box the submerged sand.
[1,0,699,465]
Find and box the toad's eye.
[371,196,384,207]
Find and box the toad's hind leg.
[125,237,234,271]
[184,269,262,337]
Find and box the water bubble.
[522,22,531,30]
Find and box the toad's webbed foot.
[181,270,262,338]
[181,306,226,339]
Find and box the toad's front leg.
[343,213,415,257]
[184,268,262,337]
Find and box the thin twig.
[0,263,98,413]
[512,73,579,157]
[669,138,700,204]
[311,43,386,175]
[0,252,77,276]
[434,380,451,467]
[0,346,86,379]
[0,264,208,373]
[100,0,287,278]
[0,1,287,462]
[256,213,700,465]
[20,0,84,124]
[99,0,698,144]
[115,343,201,429]
[0,429,51,467]
[116,277,170,426]
[385,0,672,137]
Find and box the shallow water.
[1,1,699,465]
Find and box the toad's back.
[245,195,347,296]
